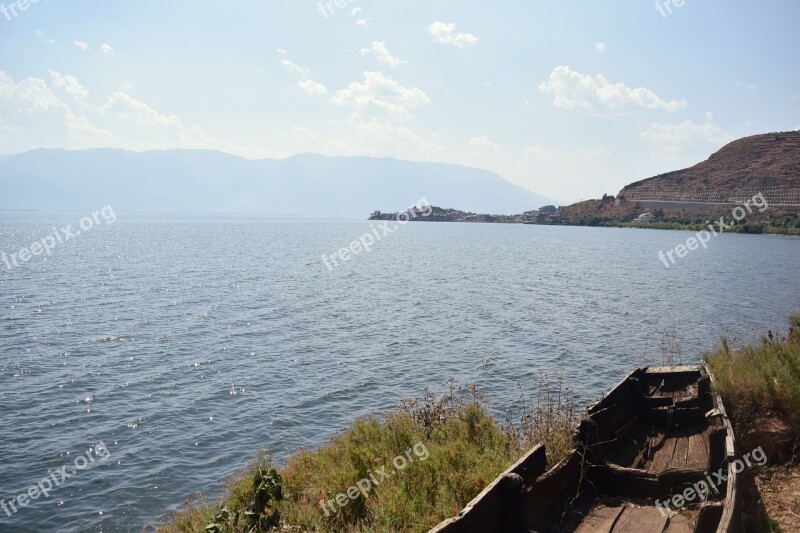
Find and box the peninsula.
[371,131,800,235]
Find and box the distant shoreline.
[369,205,800,236]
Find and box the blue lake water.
[1,212,799,531]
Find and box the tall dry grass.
[161,377,581,532]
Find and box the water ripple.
[0,214,799,531]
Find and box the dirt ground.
[755,464,800,532]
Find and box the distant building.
[633,212,655,223]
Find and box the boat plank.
[649,435,678,473]
[670,434,690,470]
[606,425,648,468]
[524,452,583,527]
[686,431,709,471]
[663,514,694,532]
[646,366,700,374]
[611,505,669,532]
[573,503,625,533]
[643,430,667,464]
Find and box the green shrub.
[704,315,800,433]
[161,379,581,532]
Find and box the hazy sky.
[1,0,798,202]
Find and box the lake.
[1,213,799,531]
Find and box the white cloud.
[292,126,316,139]
[356,18,368,26]
[469,135,507,156]
[280,59,327,96]
[351,7,362,16]
[36,30,55,45]
[520,144,612,168]
[280,59,309,76]
[276,48,287,55]
[0,72,69,114]
[101,43,114,55]
[640,119,732,146]
[539,66,686,114]
[361,42,407,67]
[73,41,91,52]
[735,81,756,91]
[101,92,183,128]
[595,41,606,52]
[298,78,328,96]
[514,144,614,200]
[640,118,734,161]
[428,22,479,48]
[0,71,262,157]
[63,112,111,138]
[48,71,88,99]
[332,71,430,121]
[467,136,514,170]
[0,71,110,148]
[459,133,616,202]
[97,92,260,155]
[325,114,443,160]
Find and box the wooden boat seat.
[605,421,712,473]
[556,494,693,533]
[533,491,725,533]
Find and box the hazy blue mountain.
[0,148,555,218]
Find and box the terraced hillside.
[561,131,800,223]
[621,131,800,206]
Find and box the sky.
[0,0,798,203]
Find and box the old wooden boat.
[430,364,742,532]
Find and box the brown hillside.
[561,131,800,223]
[621,131,800,204]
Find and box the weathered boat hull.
[430,365,741,533]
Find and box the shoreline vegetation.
[162,318,800,532]
[369,205,800,236]
[704,315,800,532]
[162,379,580,532]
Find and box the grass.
[704,315,800,533]
[504,373,579,466]
[160,379,580,533]
[764,226,800,236]
[704,314,800,434]
[565,218,800,236]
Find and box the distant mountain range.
[0,149,556,218]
